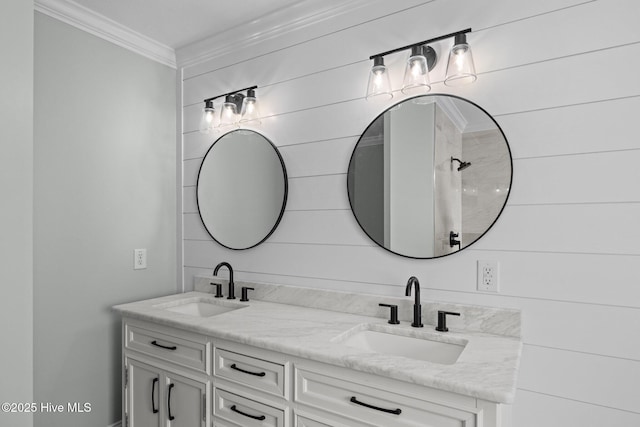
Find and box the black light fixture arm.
[369,28,472,60]
[203,85,258,103]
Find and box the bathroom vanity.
[114,281,521,427]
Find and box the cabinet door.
[127,358,162,427]
[164,371,207,427]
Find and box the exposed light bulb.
[240,88,261,124]
[411,60,423,76]
[198,100,215,134]
[445,33,477,86]
[219,95,239,128]
[366,57,393,101]
[401,45,432,95]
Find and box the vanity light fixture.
[401,45,436,95]
[239,88,261,124]
[198,99,216,134]
[199,85,259,133]
[444,33,477,86]
[219,94,241,129]
[365,56,393,100]
[366,28,476,101]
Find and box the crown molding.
[176,0,377,69]
[34,0,176,68]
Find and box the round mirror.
[197,130,287,250]
[347,94,512,259]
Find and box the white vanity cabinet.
[121,317,510,427]
[293,361,492,427]
[207,341,508,427]
[122,318,210,427]
[126,357,208,427]
[211,341,290,427]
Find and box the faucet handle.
[240,287,254,302]
[436,311,460,332]
[210,282,224,298]
[378,303,400,324]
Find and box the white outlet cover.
[134,248,147,270]
[477,260,499,292]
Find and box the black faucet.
[405,276,423,328]
[213,262,235,300]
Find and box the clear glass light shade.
[444,35,477,86]
[219,101,238,128]
[198,103,215,134]
[240,92,261,124]
[402,46,431,95]
[366,57,393,101]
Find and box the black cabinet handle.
[230,404,266,421]
[230,363,266,377]
[167,383,175,421]
[350,396,402,415]
[151,378,159,414]
[151,340,177,351]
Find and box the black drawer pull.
[151,377,159,414]
[350,396,402,415]
[151,340,177,351]
[230,363,266,377]
[230,404,266,421]
[167,383,175,420]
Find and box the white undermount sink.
[155,297,246,317]
[335,326,467,365]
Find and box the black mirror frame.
[347,93,513,259]
[196,129,288,250]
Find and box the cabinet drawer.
[125,322,208,373]
[214,388,285,427]
[295,412,373,427]
[295,367,481,427]
[214,348,286,398]
[296,415,331,427]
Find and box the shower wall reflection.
[434,101,462,257]
[461,130,511,244]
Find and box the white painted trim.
[34,0,176,68]
[436,96,468,133]
[177,68,186,294]
[176,0,380,69]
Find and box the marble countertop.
[113,290,522,404]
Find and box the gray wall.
[34,13,177,427]
[180,0,640,424]
[0,1,33,427]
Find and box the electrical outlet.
[134,249,147,270]
[477,260,499,292]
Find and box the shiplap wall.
[179,0,640,424]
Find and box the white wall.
[388,102,436,256]
[34,13,177,427]
[180,0,640,424]
[0,1,33,426]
